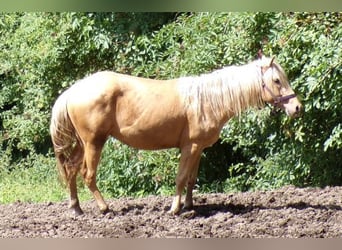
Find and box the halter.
[260,66,297,115]
[260,67,297,105]
[262,82,297,105]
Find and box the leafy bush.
[0,13,341,202]
[221,12,342,189]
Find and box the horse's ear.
[269,56,275,66]
[257,49,263,59]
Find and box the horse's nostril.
[296,105,300,113]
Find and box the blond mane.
[177,60,265,120]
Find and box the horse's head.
[259,56,303,118]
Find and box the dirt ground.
[0,185,341,238]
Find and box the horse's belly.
[115,130,179,150]
[113,120,184,150]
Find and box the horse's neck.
[202,64,263,119]
[177,63,264,127]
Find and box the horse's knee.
[84,173,96,188]
[175,165,189,187]
[187,177,196,188]
[80,162,95,186]
[80,165,86,178]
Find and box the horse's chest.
[187,118,223,147]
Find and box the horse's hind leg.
[68,169,83,216]
[81,141,109,214]
[65,145,84,216]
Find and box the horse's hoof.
[183,203,194,211]
[180,209,196,219]
[100,207,111,215]
[70,207,84,217]
[168,210,178,216]
[168,207,181,216]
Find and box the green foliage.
[222,12,342,189]
[97,139,179,197]
[0,12,341,203]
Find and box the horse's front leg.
[170,144,202,215]
[184,156,201,210]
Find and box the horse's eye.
[274,79,281,85]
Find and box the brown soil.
[1,185,341,238]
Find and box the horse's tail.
[50,90,82,185]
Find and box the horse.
[50,55,302,216]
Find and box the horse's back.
[65,71,186,149]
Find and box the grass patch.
[0,156,93,204]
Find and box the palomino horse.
[50,55,302,215]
